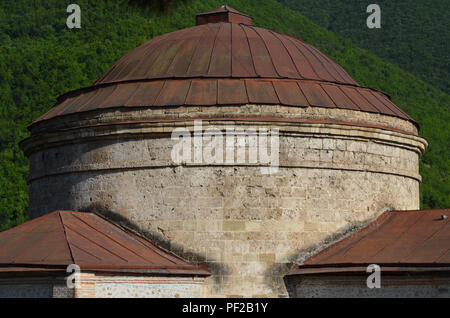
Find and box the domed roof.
[93,22,358,86]
[33,6,415,126]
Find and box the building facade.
[14,6,434,297]
[286,209,450,298]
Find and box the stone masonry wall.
[75,272,205,298]
[285,275,450,298]
[22,105,427,297]
[0,276,74,298]
[0,284,53,298]
[0,274,203,298]
[28,167,418,297]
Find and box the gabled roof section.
[0,211,210,275]
[289,209,450,275]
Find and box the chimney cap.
[195,5,252,25]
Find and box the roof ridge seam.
[316,82,337,108]
[300,40,338,82]
[2,213,62,265]
[206,22,223,76]
[63,222,130,263]
[157,28,192,78]
[249,25,281,78]
[69,213,153,264]
[183,25,209,76]
[337,85,362,111]
[268,29,302,79]
[59,211,76,265]
[356,86,383,114]
[307,44,349,83]
[186,24,209,75]
[119,36,166,83]
[280,35,321,80]
[183,79,193,106]
[238,24,257,76]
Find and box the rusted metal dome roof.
[33,6,416,126]
[93,23,358,85]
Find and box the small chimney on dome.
[196,5,252,25]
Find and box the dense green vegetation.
[279,0,450,94]
[0,0,448,230]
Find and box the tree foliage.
[279,0,450,94]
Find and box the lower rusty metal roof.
[0,211,210,276]
[289,209,450,275]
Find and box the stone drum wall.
[21,106,427,297]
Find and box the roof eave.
[288,264,450,276]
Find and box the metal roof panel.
[289,209,450,275]
[217,79,248,104]
[0,211,210,275]
[273,80,308,107]
[245,79,279,104]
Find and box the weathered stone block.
[222,220,246,231]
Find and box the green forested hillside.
[0,0,448,230]
[279,0,450,94]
